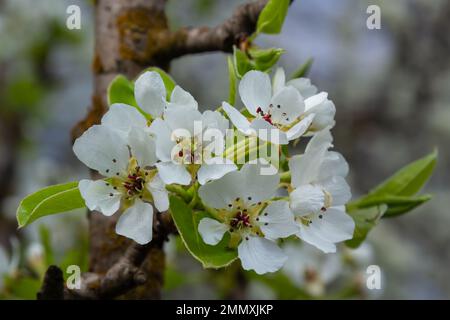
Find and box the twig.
[155,0,268,60]
[37,213,175,300]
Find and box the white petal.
[250,119,288,145]
[297,223,337,253]
[165,105,203,135]
[115,200,154,244]
[286,78,318,99]
[269,86,304,125]
[202,110,229,135]
[239,70,272,115]
[79,179,121,216]
[101,104,147,136]
[259,201,298,240]
[149,118,174,162]
[146,174,169,212]
[304,92,328,112]
[305,128,333,153]
[198,163,279,209]
[289,184,325,216]
[222,101,252,135]
[156,161,191,185]
[321,176,351,206]
[197,157,237,185]
[313,206,355,243]
[134,71,166,118]
[128,127,158,167]
[73,125,129,177]
[289,152,324,188]
[317,151,349,180]
[286,114,315,141]
[238,236,287,274]
[198,218,228,245]
[289,129,333,187]
[168,85,198,110]
[296,206,354,253]
[305,99,336,132]
[272,67,286,95]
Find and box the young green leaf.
[348,150,437,219]
[249,47,285,72]
[233,46,285,78]
[256,0,290,34]
[233,47,253,78]
[227,56,237,105]
[348,194,432,218]
[345,204,387,248]
[169,196,237,269]
[368,150,437,197]
[17,182,85,228]
[291,58,314,79]
[143,67,176,100]
[107,75,138,107]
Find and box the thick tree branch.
[156,0,268,60]
[38,213,175,300]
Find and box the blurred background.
[0,0,448,299]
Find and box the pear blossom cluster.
[73,68,355,274]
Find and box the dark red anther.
[230,211,251,229]
[178,150,184,157]
[263,113,273,125]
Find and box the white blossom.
[73,110,169,244]
[197,163,298,274]
[273,68,336,133]
[222,70,335,144]
[149,104,236,186]
[288,129,354,253]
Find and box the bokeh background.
[0,0,448,299]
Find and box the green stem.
[166,184,191,202]
[280,171,291,183]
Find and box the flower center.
[256,106,273,125]
[230,211,251,229]
[123,170,145,197]
[112,157,156,202]
[173,135,203,164]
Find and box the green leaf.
[349,194,432,218]
[17,182,85,228]
[227,56,237,105]
[169,196,237,268]
[348,151,437,219]
[233,46,284,78]
[291,58,314,79]
[143,67,176,100]
[368,150,437,197]
[249,47,285,72]
[345,205,387,248]
[256,0,290,34]
[107,75,138,107]
[233,47,253,78]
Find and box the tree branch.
[37,212,175,300]
[155,0,268,61]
